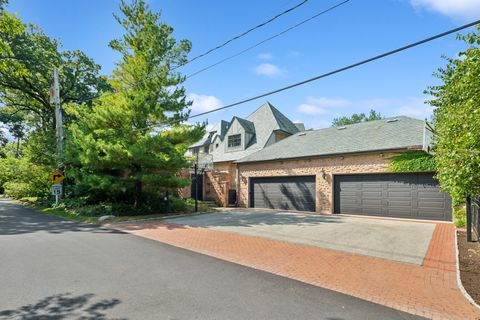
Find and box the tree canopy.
[427,27,480,201]
[332,109,383,127]
[0,4,109,166]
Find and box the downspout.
[236,163,240,206]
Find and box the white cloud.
[410,0,480,20]
[305,97,351,108]
[287,50,302,58]
[297,104,328,116]
[254,63,285,78]
[187,93,223,113]
[297,97,351,116]
[394,97,435,119]
[257,53,273,60]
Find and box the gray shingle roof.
[236,116,427,163]
[234,117,255,133]
[209,102,301,163]
[269,103,301,134]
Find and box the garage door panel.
[362,199,383,206]
[250,176,315,212]
[388,190,412,197]
[418,202,448,211]
[388,200,412,207]
[361,207,384,215]
[418,191,445,199]
[334,173,452,221]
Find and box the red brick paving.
[110,219,480,320]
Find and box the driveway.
[166,210,436,265]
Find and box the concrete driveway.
[166,210,437,265]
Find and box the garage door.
[334,173,452,221]
[250,176,316,212]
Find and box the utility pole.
[52,68,63,162]
[194,152,198,212]
[50,68,64,200]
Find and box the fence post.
[467,196,472,242]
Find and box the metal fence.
[467,195,480,242]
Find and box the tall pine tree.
[67,0,204,207]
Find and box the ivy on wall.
[389,151,436,173]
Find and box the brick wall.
[237,152,396,213]
[204,161,236,207]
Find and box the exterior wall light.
[321,168,326,179]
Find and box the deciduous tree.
[427,27,480,201]
[332,109,383,126]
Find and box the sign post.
[49,171,65,204]
[51,184,62,205]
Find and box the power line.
[187,0,351,79]
[178,0,310,67]
[185,19,480,120]
[100,19,480,135]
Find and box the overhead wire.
[96,19,480,135]
[176,0,310,67]
[186,0,351,79]
[184,19,480,120]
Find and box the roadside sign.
[51,184,62,196]
[49,170,64,184]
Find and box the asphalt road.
[0,199,424,320]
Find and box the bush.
[453,205,466,228]
[169,196,188,212]
[0,156,51,198]
[389,151,436,172]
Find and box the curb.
[109,210,220,225]
[454,229,480,312]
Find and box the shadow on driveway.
[0,293,125,320]
[166,210,344,229]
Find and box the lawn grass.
[16,198,217,225]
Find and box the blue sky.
[5,0,480,130]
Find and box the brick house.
[235,116,452,221]
[184,102,304,206]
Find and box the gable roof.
[233,117,255,133]
[236,116,428,163]
[209,102,301,162]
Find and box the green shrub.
[0,155,51,198]
[73,204,113,217]
[169,196,188,212]
[453,205,466,228]
[389,151,436,172]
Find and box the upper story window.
[227,134,241,148]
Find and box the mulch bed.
[457,230,480,304]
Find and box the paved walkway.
[111,217,480,320]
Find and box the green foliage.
[0,154,50,197]
[389,151,436,172]
[453,205,466,228]
[0,7,110,166]
[65,0,204,207]
[426,27,480,201]
[332,109,383,127]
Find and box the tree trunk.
[133,180,143,208]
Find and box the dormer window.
[227,134,241,148]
